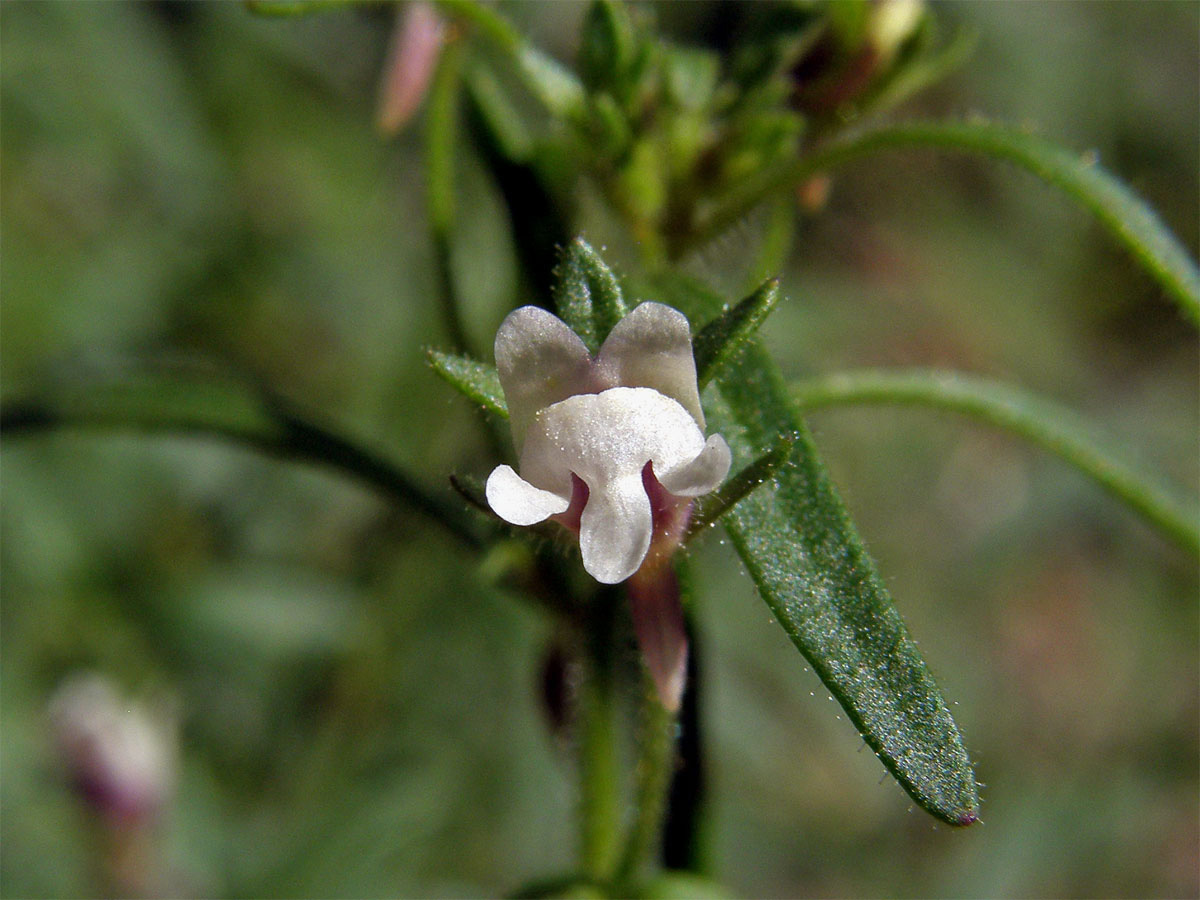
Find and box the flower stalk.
[614,642,680,892]
[577,592,623,882]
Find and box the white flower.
[48,673,176,821]
[485,302,731,583]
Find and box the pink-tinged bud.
[48,674,176,825]
[376,2,445,136]
[627,559,688,713]
[625,464,694,711]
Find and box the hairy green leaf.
[648,274,980,826]
[692,278,780,387]
[427,350,508,418]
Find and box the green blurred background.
[2,2,1196,897]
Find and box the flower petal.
[521,388,706,493]
[595,302,705,428]
[656,434,732,497]
[486,464,570,525]
[579,473,654,584]
[495,306,593,452]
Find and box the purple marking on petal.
[552,473,590,533]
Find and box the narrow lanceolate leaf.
[792,369,1200,557]
[427,350,508,418]
[554,237,629,352]
[692,278,781,388]
[685,432,795,540]
[650,274,980,826]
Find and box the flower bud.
[376,2,445,136]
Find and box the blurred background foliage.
[1,1,1197,897]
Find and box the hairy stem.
[614,672,676,892]
[577,590,622,882]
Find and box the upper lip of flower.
[485,302,731,584]
[494,302,708,454]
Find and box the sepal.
[427,349,508,418]
[685,431,794,540]
[554,237,630,352]
[692,278,780,387]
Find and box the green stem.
[577,592,622,883]
[609,558,687,891]
[1,370,481,549]
[426,36,473,356]
[272,406,482,548]
[692,120,1200,325]
[791,368,1199,557]
[613,675,676,892]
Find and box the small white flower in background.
[48,673,176,823]
[486,301,731,584]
